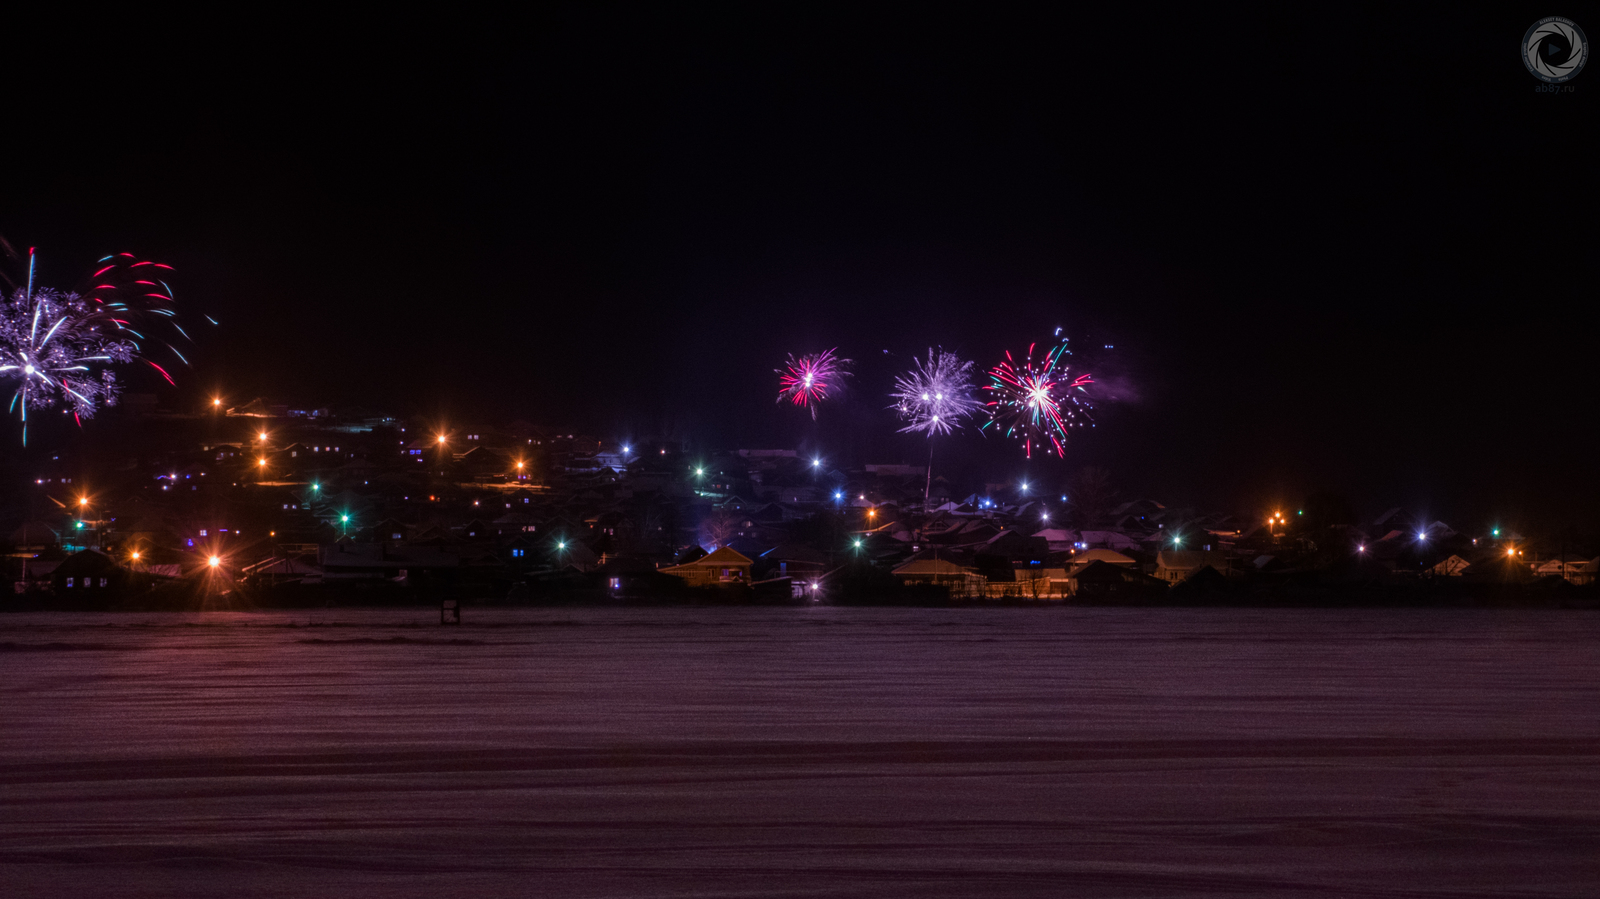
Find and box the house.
[9,521,59,552]
[319,543,465,582]
[1067,548,1137,573]
[659,546,753,586]
[241,554,325,585]
[1154,550,1231,583]
[1034,528,1079,553]
[1069,559,1166,600]
[756,544,830,581]
[1533,557,1599,585]
[982,530,1051,564]
[52,549,133,598]
[891,557,986,595]
[1076,530,1142,552]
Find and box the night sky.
[4,7,1596,527]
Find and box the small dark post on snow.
[440,600,460,625]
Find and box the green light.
[1492,528,1500,537]
[1297,510,1303,515]
[341,514,349,523]
[75,521,84,529]
[312,483,319,491]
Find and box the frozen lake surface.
[3,606,1598,897]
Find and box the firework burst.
[776,348,851,420]
[0,249,193,443]
[890,348,981,437]
[982,339,1094,458]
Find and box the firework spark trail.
[982,338,1094,458]
[776,348,852,420]
[0,250,196,444]
[890,348,981,437]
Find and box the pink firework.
[982,340,1094,458]
[776,348,851,420]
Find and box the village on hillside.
[6,401,1597,607]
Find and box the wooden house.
[660,546,753,586]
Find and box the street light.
[208,556,221,568]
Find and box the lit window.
[67,578,75,588]
[200,529,207,537]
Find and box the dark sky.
[4,7,1596,528]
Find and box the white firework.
[890,348,981,437]
[0,289,134,442]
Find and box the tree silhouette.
[1066,467,1119,527]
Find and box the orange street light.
[437,435,448,445]
[130,551,141,561]
[208,556,221,568]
